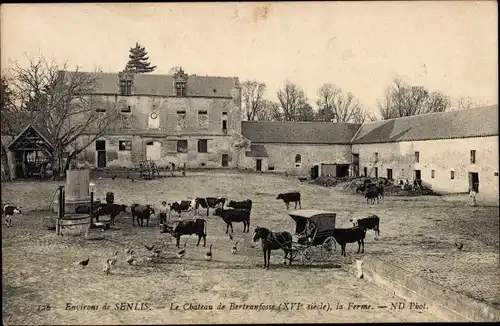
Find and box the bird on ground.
[111,175,116,180]
[231,241,239,254]
[124,248,132,254]
[177,242,187,259]
[78,258,90,267]
[455,242,464,250]
[110,251,118,266]
[154,248,162,258]
[205,244,213,261]
[144,244,155,251]
[103,259,111,275]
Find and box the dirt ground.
[2,171,498,324]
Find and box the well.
[53,170,91,214]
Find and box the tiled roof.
[61,71,239,98]
[242,121,361,144]
[245,144,269,157]
[352,105,499,144]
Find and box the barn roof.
[242,121,361,144]
[61,71,239,98]
[245,144,268,157]
[351,105,499,144]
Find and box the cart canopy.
[289,209,336,234]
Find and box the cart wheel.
[301,248,313,266]
[321,236,337,260]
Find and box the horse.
[252,227,293,270]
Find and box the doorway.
[415,169,421,180]
[374,167,379,178]
[95,140,106,168]
[469,172,479,192]
[221,154,229,167]
[256,159,262,171]
[387,168,393,180]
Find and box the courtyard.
[2,170,499,324]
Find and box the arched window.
[295,154,302,164]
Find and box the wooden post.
[86,191,94,240]
[56,185,65,235]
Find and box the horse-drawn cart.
[287,209,337,265]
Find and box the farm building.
[68,68,242,169]
[350,105,499,196]
[239,121,360,176]
[240,105,498,197]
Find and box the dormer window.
[119,71,134,96]
[175,82,187,97]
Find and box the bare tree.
[255,99,282,121]
[454,96,485,111]
[6,56,119,178]
[378,77,451,119]
[168,66,182,75]
[316,83,367,123]
[277,81,309,121]
[241,80,266,121]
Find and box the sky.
[1,2,498,117]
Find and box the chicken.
[126,250,135,265]
[78,258,90,267]
[177,242,187,259]
[144,244,155,251]
[154,248,162,259]
[205,244,213,261]
[231,241,239,254]
[455,242,464,250]
[111,175,116,180]
[110,251,118,266]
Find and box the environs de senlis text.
[64,302,151,311]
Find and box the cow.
[333,226,367,257]
[276,191,301,210]
[350,215,380,239]
[168,199,196,217]
[213,207,251,233]
[160,218,207,248]
[131,204,155,227]
[105,191,115,204]
[2,205,22,227]
[375,185,384,199]
[226,199,252,211]
[355,185,365,194]
[94,203,128,226]
[194,197,226,216]
[365,188,379,204]
[75,199,102,215]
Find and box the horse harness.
[266,232,292,249]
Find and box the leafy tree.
[124,42,157,73]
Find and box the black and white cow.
[276,191,301,210]
[350,215,380,239]
[160,218,207,248]
[213,207,251,233]
[168,199,196,217]
[194,197,226,216]
[131,203,155,227]
[333,226,367,257]
[2,205,22,227]
[226,199,252,212]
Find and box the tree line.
[242,77,484,123]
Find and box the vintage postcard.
[1,1,498,324]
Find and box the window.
[222,111,228,116]
[495,172,499,176]
[176,110,187,130]
[222,120,227,131]
[175,82,186,97]
[295,154,302,164]
[450,170,455,180]
[95,140,106,151]
[121,105,131,113]
[415,151,420,163]
[120,80,132,96]
[177,140,188,153]
[197,110,209,130]
[198,139,208,153]
[96,108,106,113]
[119,140,132,151]
[374,152,378,161]
[431,170,435,179]
[470,150,476,164]
[386,169,393,180]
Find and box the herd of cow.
[355,179,386,204]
